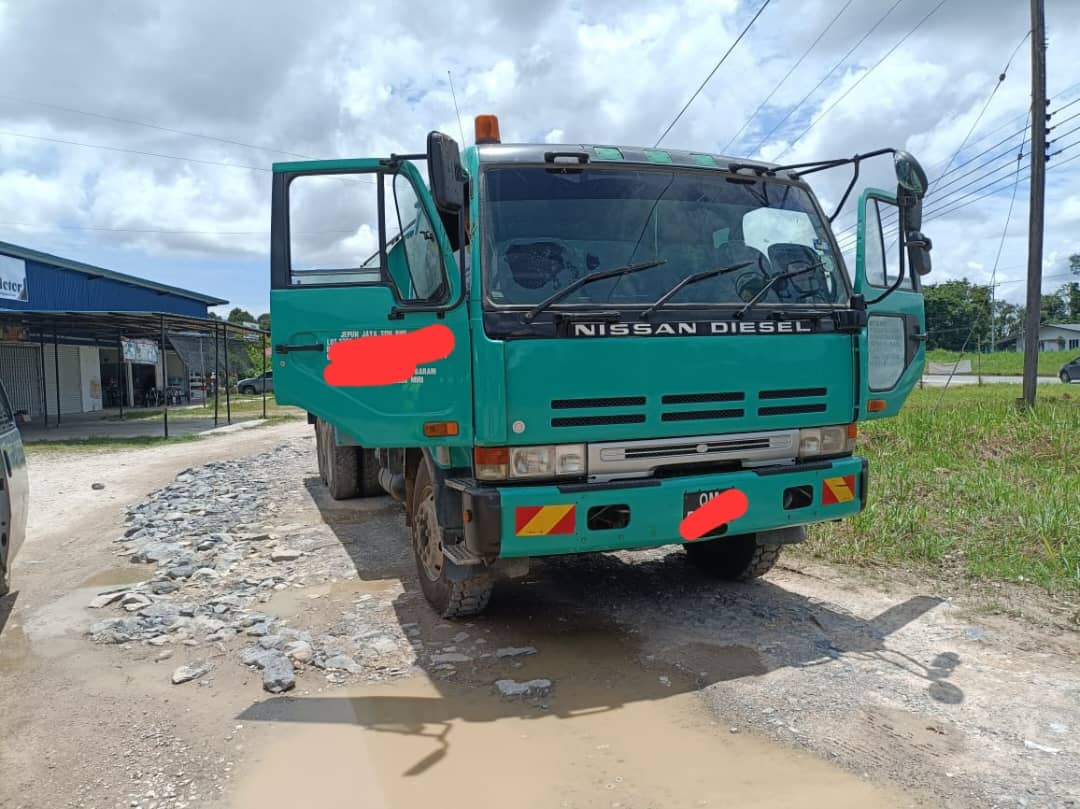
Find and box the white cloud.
[0,0,1075,312]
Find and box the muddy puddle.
[77,566,149,589]
[232,590,920,809]
[263,577,400,619]
[231,676,913,809]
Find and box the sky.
[0,0,1077,318]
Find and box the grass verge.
[926,348,1074,377]
[24,434,202,453]
[804,384,1080,595]
[112,396,302,421]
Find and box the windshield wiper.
[639,261,753,319]
[735,264,823,320]
[523,259,667,322]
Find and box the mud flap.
[756,526,806,545]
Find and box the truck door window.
[863,199,913,290]
[286,170,448,302]
[288,174,381,286]
[391,173,447,302]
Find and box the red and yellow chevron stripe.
[514,504,576,536]
[822,475,856,505]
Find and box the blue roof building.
[0,241,230,420]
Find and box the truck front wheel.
[684,534,782,581]
[411,461,493,618]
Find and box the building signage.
[121,337,160,365]
[0,255,28,302]
[568,320,817,337]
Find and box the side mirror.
[894,150,931,277]
[907,231,933,276]
[427,131,465,213]
[894,150,928,198]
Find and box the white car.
[0,380,28,596]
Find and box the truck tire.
[411,460,493,618]
[357,448,383,498]
[684,534,782,581]
[318,420,359,500]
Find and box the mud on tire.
[411,460,493,618]
[684,534,782,581]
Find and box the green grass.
[926,348,1074,377]
[24,434,202,453]
[803,384,1080,594]
[112,395,303,422]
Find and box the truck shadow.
[239,485,964,775]
[0,591,16,638]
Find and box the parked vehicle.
[271,116,932,618]
[0,379,29,596]
[237,371,273,395]
[1060,356,1080,383]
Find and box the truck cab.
[270,117,931,617]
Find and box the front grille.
[759,403,828,416]
[589,429,799,478]
[552,414,646,427]
[661,408,744,422]
[661,391,744,404]
[759,387,828,399]
[551,396,645,409]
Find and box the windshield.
[480,166,847,309]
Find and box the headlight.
[798,425,856,458]
[474,444,586,480]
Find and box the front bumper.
[458,456,868,560]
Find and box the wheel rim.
[414,489,444,582]
[1063,373,1070,383]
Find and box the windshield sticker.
[813,238,831,254]
[568,320,816,337]
[324,324,454,387]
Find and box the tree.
[256,312,271,331]
[1041,290,1067,324]
[227,307,255,325]
[1069,253,1080,276]
[206,311,223,321]
[1058,282,1080,323]
[923,279,992,351]
[992,300,1022,345]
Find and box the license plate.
[683,488,727,518]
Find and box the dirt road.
[1,424,1076,809]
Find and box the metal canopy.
[0,309,264,341]
[0,309,269,437]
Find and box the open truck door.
[853,185,929,420]
[270,135,472,447]
[0,380,28,595]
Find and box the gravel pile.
[84,443,414,692]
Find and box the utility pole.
[1021,0,1047,408]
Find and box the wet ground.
[1,423,1077,809]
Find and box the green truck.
[269,115,932,617]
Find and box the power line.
[835,103,1080,243]
[936,29,1030,179]
[721,0,854,154]
[0,126,376,184]
[748,0,904,156]
[0,127,271,172]
[0,93,317,159]
[772,0,951,161]
[654,0,772,147]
